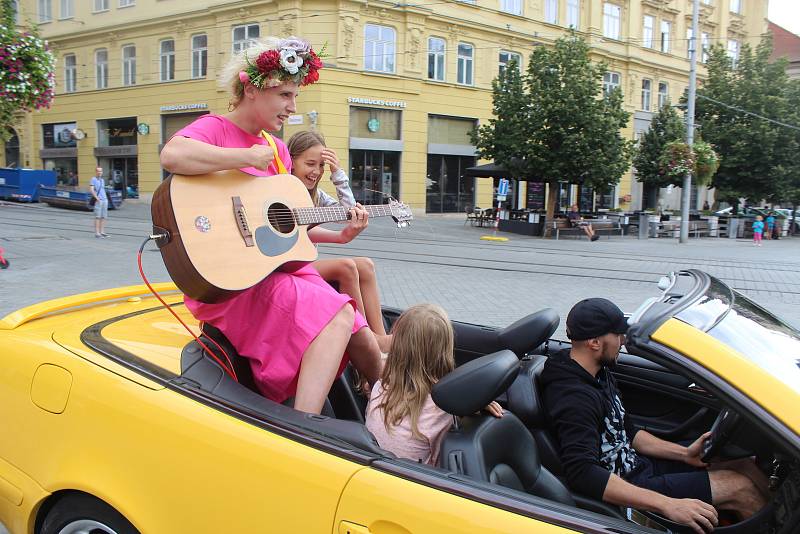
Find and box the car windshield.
[676,278,800,393]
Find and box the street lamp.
[680,0,700,244]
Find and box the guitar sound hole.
[267,203,296,234]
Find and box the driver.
[540,298,767,533]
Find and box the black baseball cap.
[566,298,629,341]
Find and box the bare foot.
[375,333,393,353]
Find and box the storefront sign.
[160,103,209,112]
[137,123,150,135]
[94,146,138,157]
[347,97,407,108]
[367,118,380,133]
[43,123,77,148]
[287,114,304,125]
[40,148,78,158]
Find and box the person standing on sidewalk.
[752,216,764,247]
[90,167,109,238]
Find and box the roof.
[769,21,800,63]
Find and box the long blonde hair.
[287,130,326,206]
[379,304,455,440]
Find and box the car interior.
[176,306,800,534]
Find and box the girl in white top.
[365,304,503,465]
[287,131,391,353]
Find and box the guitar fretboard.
[293,205,395,225]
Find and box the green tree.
[0,0,55,141]
[632,102,685,208]
[694,36,798,209]
[472,34,633,233]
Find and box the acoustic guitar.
[151,169,412,303]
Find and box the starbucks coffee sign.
[347,97,407,108]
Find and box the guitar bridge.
[232,196,254,247]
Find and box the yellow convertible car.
[0,269,798,533]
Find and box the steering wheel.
[701,408,741,464]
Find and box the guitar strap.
[260,131,289,175]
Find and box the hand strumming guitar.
[244,144,276,171]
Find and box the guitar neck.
[293,205,394,225]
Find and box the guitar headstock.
[387,198,413,228]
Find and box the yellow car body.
[1,270,798,533]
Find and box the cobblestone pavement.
[2,199,800,340]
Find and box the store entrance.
[102,157,138,198]
[426,154,476,213]
[349,150,400,205]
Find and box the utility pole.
[680,0,700,243]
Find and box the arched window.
[4,130,20,168]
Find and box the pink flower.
[238,71,250,84]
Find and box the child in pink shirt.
[365,304,502,465]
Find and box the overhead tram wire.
[695,94,800,132]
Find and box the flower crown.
[239,37,325,88]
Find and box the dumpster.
[0,168,57,202]
[38,185,123,211]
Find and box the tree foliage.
[694,36,799,206]
[633,103,685,188]
[0,0,55,141]
[471,33,634,223]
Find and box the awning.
[464,162,512,178]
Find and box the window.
[457,43,473,85]
[94,0,108,11]
[232,24,259,54]
[727,39,739,66]
[364,24,396,73]
[686,29,693,59]
[11,0,18,23]
[427,37,445,81]
[122,45,136,86]
[160,39,175,82]
[498,50,521,76]
[500,0,522,16]
[660,21,671,53]
[603,71,620,95]
[603,3,621,40]
[63,54,76,93]
[119,0,134,7]
[191,34,208,79]
[658,82,669,108]
[38,0,52,22]
[729,0,740,14]
[641,79,651,111]
[567,0,579,28]
[643,16,654,48]
[60,0,73,18]
[544,0,557,24]
[701,32,710,63]
[95,49,108,89]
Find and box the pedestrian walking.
[765,212,775,241]
[90,167,109,238]
[752,215,764,247]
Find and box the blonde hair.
[756,215,764,221]
[287,130,327,206]
[379,304,455,440]
[220,36,293,108]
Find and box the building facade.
[5,0,768,212]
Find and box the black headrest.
[506,354,549,428]
[498,308,559,357]
[432,350,519,416]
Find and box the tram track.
[4,208,800,293]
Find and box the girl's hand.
[484,401,504,418]
[321,148,341,175]
[341,204,369,243]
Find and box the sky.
[769,0,800,36]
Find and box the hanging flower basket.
[658,141,695,182]
[692,141,720,185]
[0,21,55,138]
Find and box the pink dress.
[365,380,453,465]
[174,114,368,403]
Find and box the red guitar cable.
[137,236,238,382]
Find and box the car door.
[612,352,718,441]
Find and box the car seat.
[432,350,575,506]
